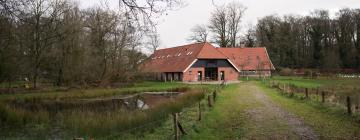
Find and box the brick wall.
[182,67,238,82]
[183,67,204,82]
[218,67,239,81]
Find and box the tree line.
[253,9,360,69]
[0,0,181,89]
[188,6,360,70]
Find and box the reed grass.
[0,83,211,139]
[0,82,186,101]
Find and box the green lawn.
[270,76,360,88]
[258,81,360,139]
[182,84,247,140]
[170,81,360,139]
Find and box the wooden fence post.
[316,88,319,101]
[321,91,325,103]
[177,121,187,135]
[198,102,201,121]
[173,113,179,140]
[208,95,213,107]
[316,87,319,95]
[347,96,352,115]
[213,90,217,102]
[286,83,291,92]
[283,83,286,93]
[305,88,309,99]
[289,85,292,94]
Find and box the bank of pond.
[0,85,211,139]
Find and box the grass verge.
[181,84,248,140]
[258,82,360,139]
[270,76,360,88]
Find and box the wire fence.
[263,79,360,115]
[77,83,225,140]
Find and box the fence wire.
[94,87,220,140]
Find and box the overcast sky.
[78,0,360,49]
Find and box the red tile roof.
[141,42,275,73]
[142,42,205,72]
[217,47,275,71]
[197,43,228,59]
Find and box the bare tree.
[117,0,185,32]
[84,7,118,85]
[146,31,161,53]
[187,24,208,43]
[1,0,69,88]
[0,13,21,92]
[227,2,246,47]
[0,0,186,89]
[52,3,83,86]
[242,23,256,47]
[209,5,228,48]
[209,2,246,48]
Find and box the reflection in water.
[137,99,149,110]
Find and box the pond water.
[11,91,183,112]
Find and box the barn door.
[220,71,225,80]
[197,71,202,81]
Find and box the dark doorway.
[220,71,225,80]
[205,68,218,81]
[197,71,202,81]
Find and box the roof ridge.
[217,47,266,49]
[194,42,207,58]
[156,42,206,51]
[213,47,230,59]
[195,43,229,59]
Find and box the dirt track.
[240,83,318,139]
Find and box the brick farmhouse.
[142,42,275,82]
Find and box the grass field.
[175,79,360,139]
[270,76,360,88]
[182,84,247,140]
[2,78,360,139]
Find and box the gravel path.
[242,83,318,140]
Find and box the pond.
[10,91,184,112]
